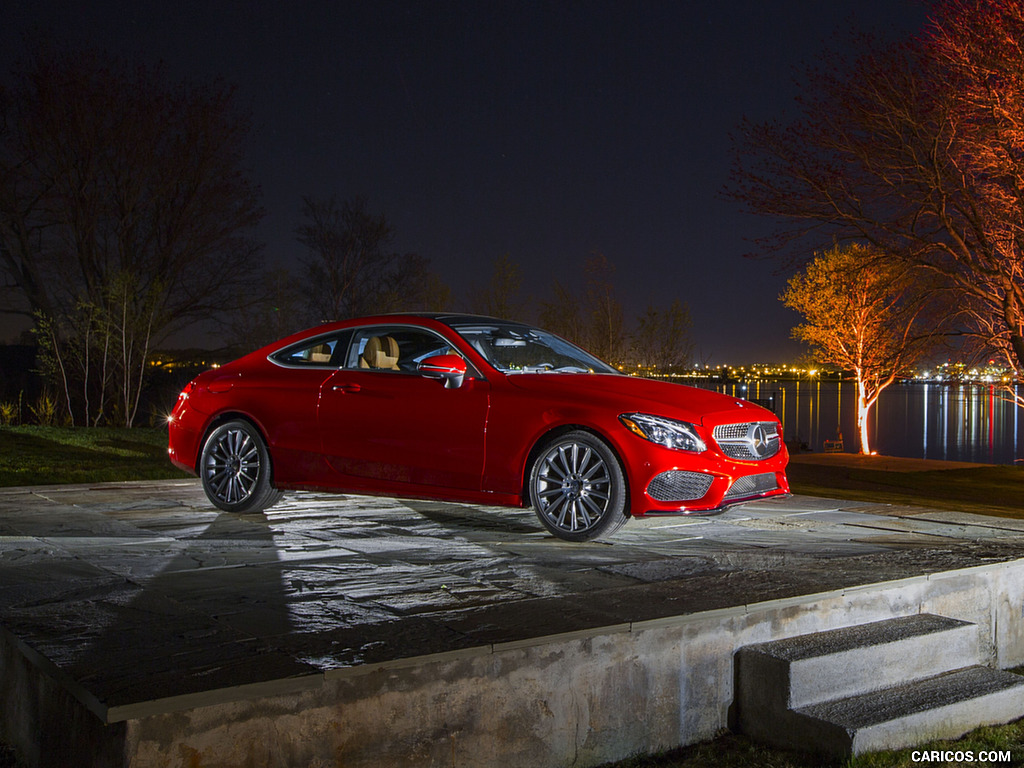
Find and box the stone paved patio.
[2,479,1024,718]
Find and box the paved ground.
[2,479,1024,714]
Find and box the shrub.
[0,402,16,426]
[28,394,58,427]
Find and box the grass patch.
[787,460,1024,520]
[599,732,834,767]
[0,425,191,487]
[599,719,1024,767]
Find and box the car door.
[260,329,354,482]
[317,324,489,491]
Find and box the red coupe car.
[168,314,789,541]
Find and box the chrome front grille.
[647,471,714,502]
[712,421,781,461]
[713,423,751,441]
[724,472,778,499]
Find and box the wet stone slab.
[1,479,1024,711]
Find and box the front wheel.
[199,420,282,513]
[528,431,629,541]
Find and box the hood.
[504,373,774,425]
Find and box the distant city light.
[619,359,1018,385]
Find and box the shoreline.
[787,452,1002,472]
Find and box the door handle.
[331,383,361,393]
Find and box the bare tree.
[0,45,264,425]
[537,254,694,370]
[538,280,585,346]
[472,253,524,319]
[297,196,392,322]
[376,252,452,315]
[728,0,1024,399]
[222,267,305,353]
[584,254,626,363]
[297,196,448,322]
[536,254,625,362]
[632,300,694,371]
[782,245,940,454]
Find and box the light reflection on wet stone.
[2,480,1024,706]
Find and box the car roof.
[378,312,535,328]
[269,313,537,352]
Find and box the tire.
[528,430,630,542]
[199,420,282,513]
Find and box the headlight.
[619,413,706,453]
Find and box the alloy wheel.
[534,439,613,535]
[203,426,262,505]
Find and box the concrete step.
[795,666,1024,755]
[737,614,977,709]
[735,614,1024,756]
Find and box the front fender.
[482,395,630,499]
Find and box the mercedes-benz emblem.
[746,423,770,459]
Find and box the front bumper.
[622,440,790,517]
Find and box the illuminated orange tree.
[782,245,938,454]
[730,0,1024,400]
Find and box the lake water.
[690,379,1024,465]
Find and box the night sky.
[2,1,929,362]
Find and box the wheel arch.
[520,424,631,512]
[196,411,274,481]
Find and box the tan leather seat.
[308,343,333,363]
[359,335,400,370]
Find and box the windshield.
[449,321,617,374]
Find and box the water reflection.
[692,379,1024,465]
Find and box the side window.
[270,331,352,367]
[345,326,460,372]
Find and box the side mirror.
[417,354,467,389]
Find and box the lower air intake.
[724,473,778,499]
[647,471,714,502]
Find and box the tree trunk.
[856,378,872,455]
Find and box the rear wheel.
[199,420,282,513]
[528,430,629,541]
